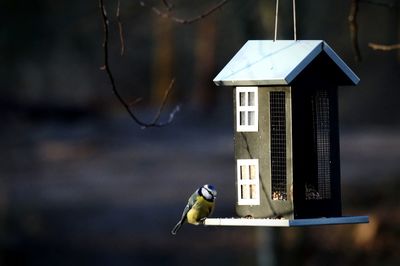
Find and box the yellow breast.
[186,196,214,225]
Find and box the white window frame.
[237,159,260,205]
[236,87,258,132]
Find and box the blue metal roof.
[214,40,360,86]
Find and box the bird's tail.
[171,221,183,235]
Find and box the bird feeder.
[206,40,368,227]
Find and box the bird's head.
[199,184,217,201]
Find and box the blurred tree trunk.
[256,227,277,266]
[151,17,174,105]
[192,15,217,112]
[397,6,400,61]
[259,0,275,38]
[0,180,8,234]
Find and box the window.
[237,159,260,205]
[236,87,258,132]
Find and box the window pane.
[248,111,255,125]
[249,165,256,180]
[248,92,255,106]
[240,111,246,126]
[239,92,246,106]
[241,185,250,199]
[250,184,257,199]
[240,165,249,180]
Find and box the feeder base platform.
[204,216,369,227]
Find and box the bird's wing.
[171,192,198,235]
[178,192,197,223]
[187,191,198,208]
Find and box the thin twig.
[360,0,398,8]
[128,97,143,107]
[116,0,125,55]
[368,43,400,51]
[348,0,362,62]
[161,0,174,11]
[140,0,229,24]
[150,78,177,126]
[99,0,179,128]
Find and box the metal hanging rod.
[274,0,297,41]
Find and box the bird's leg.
[199,217,207,225]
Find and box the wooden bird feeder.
[206,40,368,227]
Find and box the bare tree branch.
[368,43,400,51]
[348,0,362,62]
[140,0,229,24]
[357,1,400,53]
[360,0,398,8]
[99,0,179,128]
[161,0,174,11]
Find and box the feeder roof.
[213,40,360,86]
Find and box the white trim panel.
[237,159,260,205]
[236,87,258,132]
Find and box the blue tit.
[171,184,217,235]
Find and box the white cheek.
[202,188,212,200]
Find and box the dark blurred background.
[1,0,399,265]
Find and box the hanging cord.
[293,0,297,40]
[274,0,297,41]
[274,0,279,41]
